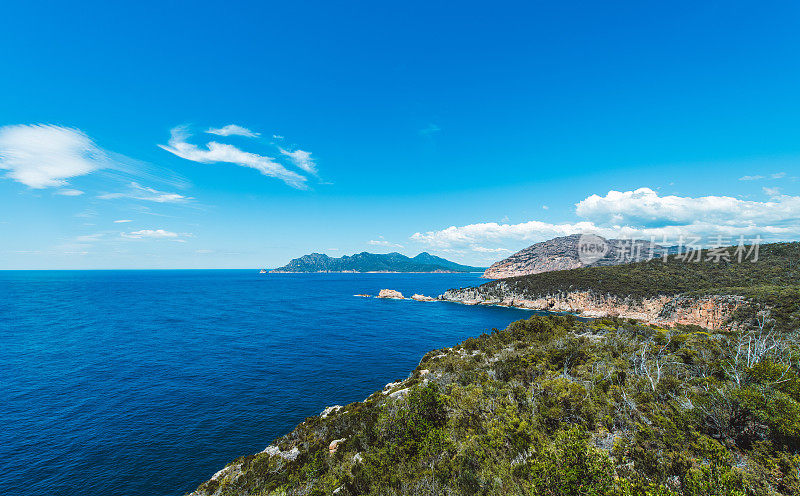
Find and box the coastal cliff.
[441,285,744,329]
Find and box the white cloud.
[763,186,781,197]
[280,148,317,174]
[114,219,132,223]
[0,124,109,188]
[122,229,189,240]
[471,246,511,253]
[412,220,598,248]
[75,233,104,242]
[159,126,308,189]
[739,171,786,181]
[542,205,549,210]
[99,182,192,203]
[368,239,404,248]
[206,124,260,138]
[412,187,800,249]
[56,189,84,196]
[575,187,800,227]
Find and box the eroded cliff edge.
[441,285,744,329]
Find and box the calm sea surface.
[1,270,537,496]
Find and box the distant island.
[268,251,485,273]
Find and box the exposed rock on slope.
[441,285,744,329]
[482,234,671,279]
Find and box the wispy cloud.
[206,124,260,138]
[113,219,132,223]
[99,182,192,203]
[368,238,403,248]
[763,186,781,197]
[0,124,109,188]
[280,148,317,174]
[739,171,786,181]
[159,126,308,189]
[121,229,190,240]
[55,189,84,196]
[471,246,511,253]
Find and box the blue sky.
[1,1,799,269]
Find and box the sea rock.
[378,289,404,299]
[411,293,435,301]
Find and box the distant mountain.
[483,234,674,279]
[270,251,485,273]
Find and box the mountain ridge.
[270,251,485,273]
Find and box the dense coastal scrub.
[191,313,800,496]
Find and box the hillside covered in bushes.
[450,242,800,331]
[190,312,800,496]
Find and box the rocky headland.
[482,234,673,279]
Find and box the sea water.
[1,270,537,495]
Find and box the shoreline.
[266,270,486,274]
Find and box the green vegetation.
[193,314,800,496]
[468,242,800,331]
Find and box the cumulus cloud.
[121,229,189,240]
[159,126,308,189]
[280,148,317,174]
[412,220,598,248]
[98,182,192,203]
[0,124,109,188]
[575,188,800,227]
[412,187,800,249]
[206,124,260,138]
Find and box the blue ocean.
[1,271,537,496]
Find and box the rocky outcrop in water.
[378,289,404,299]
